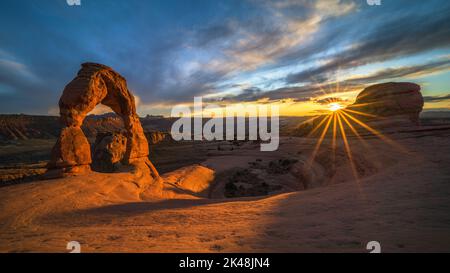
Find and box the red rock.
[92,132,127,172]
[47,63,159,178]
[145,130,170,145]
[347,82,424,124]
[48,127,91,168]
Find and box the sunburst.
[328,102,343,112]
[304,79,408,191]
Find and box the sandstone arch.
[47,63,159,179]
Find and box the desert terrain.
[1,0,450,256]
[1,76,450,253]
[0,113,450,252]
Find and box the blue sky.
[1,0,450,116]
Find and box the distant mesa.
[0,114,172,142]
[294,82,424,136]
[46,62,159,180]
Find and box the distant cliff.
[0,114,172,143]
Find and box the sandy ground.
[0,127,449,253]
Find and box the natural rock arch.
[47,63,158,179]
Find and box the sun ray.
[339,110,371,149]
[336,112,365,196]
[336,78,352,95]
[309,76,333,97]
[340,110,408,153]
[335,71,340,94]
[306,113,333,168]
[339,110,386,180]
[331,113,338,174]
[339,111,360,137]
[342,108,380,119]
[336,112,359,178]
[307,113,332,137]
[349,101,382,108]
[298,115,325,133]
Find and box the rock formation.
[91,132,127,173]
[347,82,424,124]
[47,63,159,179]
[145,130,170,145]
[0,115,60,141]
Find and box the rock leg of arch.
[46,63,159,180]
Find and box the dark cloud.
[194,23,236,47]
[314,97,348,105]
[259,86,324,102]
[423,94,450,102]
[0,59,59,114]
[217,81,363,105]
[344,59,450,85]
[216,87,263,102]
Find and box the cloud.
[343,58,450,85]
[0,57,58,114]
[193,23,236,47]
[216,80,363,105]
[286,2,450,84]
[423,94,450,102]
[223,0,355,70]
[128,0,358,106]
[2,0,450,115]
[215,86,263,102]
[184,0,356,81]
[314,97,348,105]
[0,59,41,88]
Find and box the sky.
[1,0,450,116]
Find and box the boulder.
[91,132,127,172]
[145,130,169,145]
[347,82,424,124]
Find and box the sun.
[328,102,343,112]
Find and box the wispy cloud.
[314,96,349,105]
[342,58,450,84]
[286,3,450,84]
[423,94,450,102]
